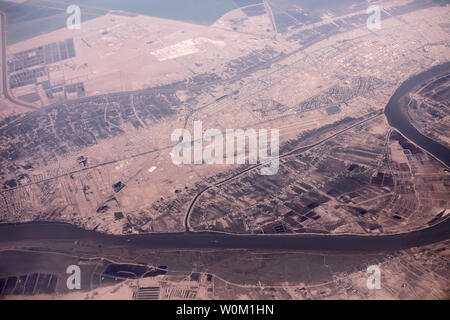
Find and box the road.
[184,111,383,231]
[0,12,38,110]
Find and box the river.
[0,217,448,253]
[0,64,449,252]
[384,62,450,167]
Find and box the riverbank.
[384,62,450,167]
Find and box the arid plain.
[0,0,449,300]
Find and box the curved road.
[0,12,38,110]
[184,112,382,231]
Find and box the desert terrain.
[0,0,448,300]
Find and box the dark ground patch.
[241,4,266,16]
